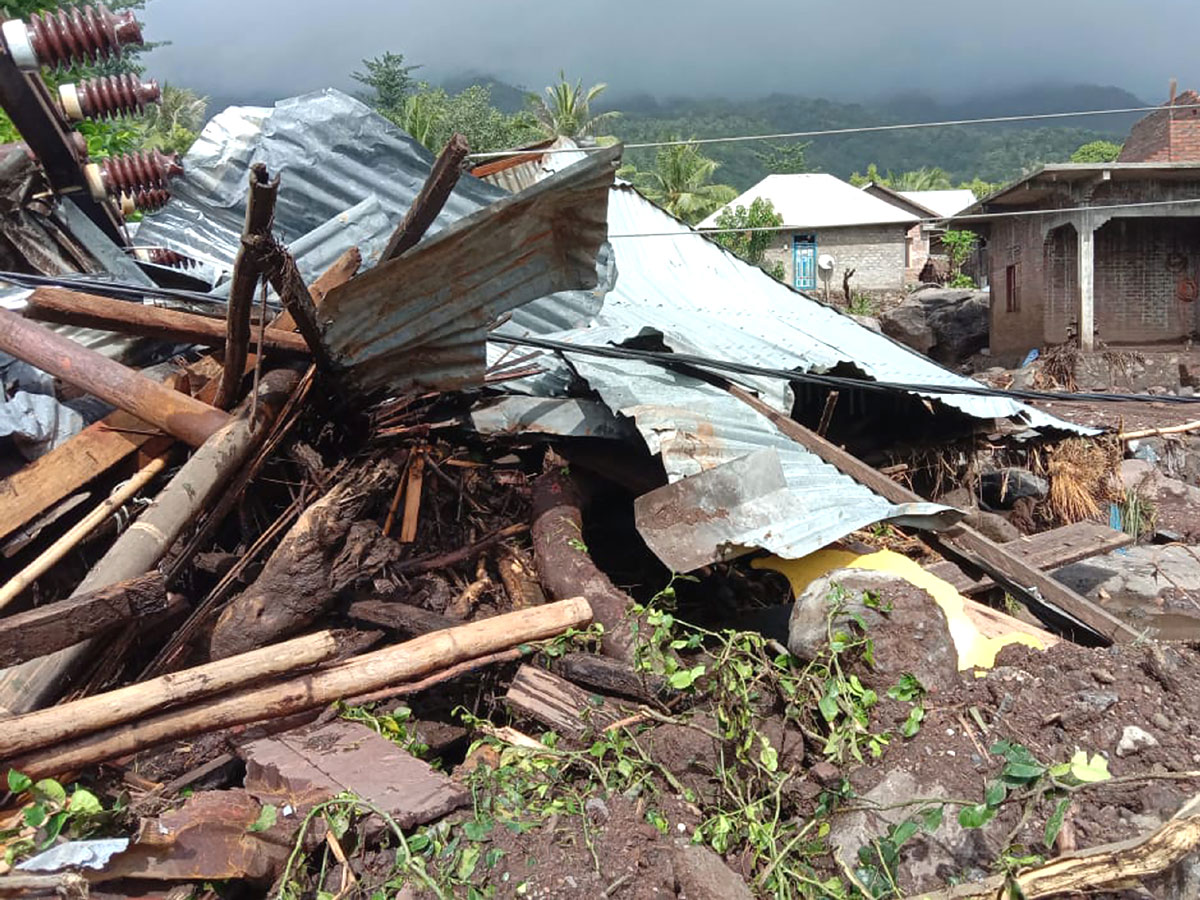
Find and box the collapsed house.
[0,19,1199,896]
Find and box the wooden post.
[383,133,470,261]
[4,598,593,777]
[1078,210,1096,352]
[215,163,280,410]
[24,287,309,354]
[0,630,343,759]
[0,307,230,448]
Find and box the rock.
[1091,668,1116,684]
[850,314,882,333]
[671,843,753,900]
[979,468,1049,509]
[1116,725,1159,757]
[963,508,1021,543]
[880,302,935,355]
[920,290,990,364]
[788,569,960,694]
[1054,544,1200,622]
[1153,712,1172,730]
[584,797,610,824]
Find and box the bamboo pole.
[1118,420,1200,441]
[6,597,592,777]
[0,630,343,759]
[0,454,168,611]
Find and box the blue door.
[793,234,817,291]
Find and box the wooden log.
[0,873,87,897]
[725,384,1140,644]
[532,466,641,662]
[6,597,593,778]
[347,599,457,637]
[0,455,168,611]
[0,307,230,448]
[0,251,360,551]
[269,247,333,371]
[0,572,168,668]
[497,545,547,609]
[23,287,309,355]
[382,133,470,261]
[0,369,303,717]
[396,523,529,575]
[0,630,343,760]
[1118,420,1200,441]
[552,652,670,704]
[215,163,280,410]
[208,459,399,659]
[926,520,1134,596]
[505,663,623,738]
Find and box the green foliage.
[340,702,431,760]
[623,139,738,224]
[756,140,810,174]
[1070,139,1123,163]
[711,196,783,268]
[847,292,880,317]
[942,229,979,284]
[352,52,421,111]
[135,84,207,156]
[530,71,619,139]
[851,164,952,191]
[1117,487,1156,537]
[2,771,123,864]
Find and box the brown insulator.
[68,132,88,162]
[101,150,182,195]
[127,188,170,212]
[26,5,142,68]
[73,75,160,120]
[146,247,197,269]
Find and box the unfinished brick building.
[953,164,1200,364]
[1119,89,1200,163]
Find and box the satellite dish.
[817,253,835,272]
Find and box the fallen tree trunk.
[208,459,399,659]
[0,572,169,668]
[6,597,593,778]
[0,307,230,448]
[914,794,1200,898]
[0,630,343,759]
[0,369,302,717]
[23,287,308,355]
[531,464,640,663]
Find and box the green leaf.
[23,805,47,828]
[247,804,277,833]
[901,705,925,738]
[407,833,431,853]
[887,674,925,702]
[1044,797,1071,848]
[891,820,919,846]
[668,669,696,690]
[758,740,779,773]
[818,684,839,722]
[1067,751,1111,784]
[68,789,102,817]
[1003,762,1046,781]
[32,779,66,805]
[6,771,31,794]
[485,848,505,868]
[463,819,493,841]
[985,781,1008,807]
[920,806,944,832]
[456,845,481,881]
[39,811,68,848]
[958,804,996,829]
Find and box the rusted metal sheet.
[317,144,619,395]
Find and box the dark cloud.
[140,0,1193,106]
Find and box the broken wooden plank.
[0,307,231,448]
[242,718,469,830]
[0,454,168,611]
[505,663,624,738]
[398,448,426,544]
[725,384,1141,644]
[553,652,670,704]
[927,520,1134,596]
[23,286,309,354]
[0,629,344,760]
[215,163,280,410]
[0,572,169,669]
[382,133,470,261]
[5,597,593,777]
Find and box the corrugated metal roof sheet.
[697,173,919,229]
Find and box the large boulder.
[1054,544,1200,628]
[881,289,989,365]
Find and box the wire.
[607,196,1200,239]
[490,332,1200,407]
[468,103,1200,159]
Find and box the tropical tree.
[711,197,785,280]
[531,71,619,139]
[1070,140,1123,163]
[136,85,207,155]
[756,141,809,174]
[888,166,953,191]
[624,140,738,224]
[352,52,420,112]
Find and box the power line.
[490,332,1200,407]
[467,103,1200,160]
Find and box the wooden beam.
[24,287,309,355]
[725,384,1140,644]
[505,663,625,738]
[927,520,1134,596]
[0,573,169,668]
[0,307,231,448]
[383,133,470,261]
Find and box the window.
[793,234,817,291]
[1005,264,1019,312]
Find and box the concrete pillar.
[1077,212,1096,351]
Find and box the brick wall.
[765,224,908,294]
[984,217,1049,362]
[1119,90,1200,162]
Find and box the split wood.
[7,597,592,778]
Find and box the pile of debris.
[1,14,1200,898]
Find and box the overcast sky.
[140,0,1192,107]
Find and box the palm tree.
[630,140,738,224]
[137,85,208,155]
[532,71,619,139]
[888,166,953,191]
